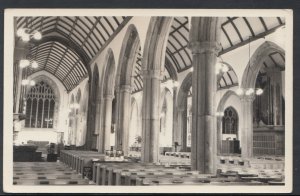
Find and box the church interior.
[11,15,286,187]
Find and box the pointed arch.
[116,24,141,88]
[103,48,116,96]
[217,90,240,112]
[177,72,192,110]
[142,17,173,72]
[241,41,285,89]
[217,62,239,89]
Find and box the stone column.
[141,70,161,163]
[188,17,221,173]
[117,85,131,156]
[240,95,255,158]
[95,95,106,151]
[85,85,95,151]
[100,95,114,153]
[14,42,28,114]
[216,116,222,155]
[177,108,187,152]
[172,87,178,151]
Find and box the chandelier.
[19,59,38,68]
[236,87,263,96]
[17,28,42,42]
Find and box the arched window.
[222,107,238,134]
[25,81,56,128]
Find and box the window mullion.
[47,99,51,128]
[29,98,33,127]
[41,98,45,128]
[35,98,39,128]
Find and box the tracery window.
[25,81,56,128]
[222,107,238,134]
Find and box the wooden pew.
[13,178,90,185]
[113,166,194,185]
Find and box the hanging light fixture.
[21,79,36,86]
[16,28,42,42]
[19,59,39,69]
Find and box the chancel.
[12,15,286,186]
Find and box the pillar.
[115,85,131,156]
[188,17,221,173]
[240,95,255,158]
[216,116,222,155]
[85,86,95,151]
[141,70,161,163]
[99,95,114,153]
[172,87,178,151]
[177,108,187,152]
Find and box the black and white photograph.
[3,9,293,193]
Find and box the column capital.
[141,69,163,79]
[188,41,221,55]
[117,84,132,93]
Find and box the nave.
[11,13,288,189]
[13,150,285,186]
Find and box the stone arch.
[241,41,285,89]
[217,90,239,112]
[217,62,239,89]
[103,49,116,97]
[115,24,141,155]
[142,17,173,72]
[99,49,116,153]
[116,24,141,87]
[165,58,178,81]
[177,72,192,110]
[141,16,173,163]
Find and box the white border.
[3,9,293,193]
